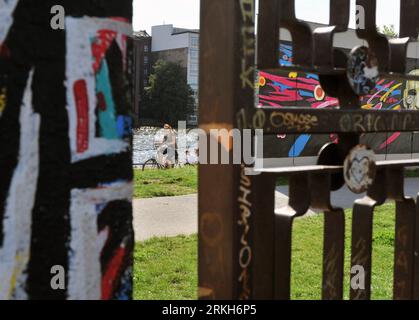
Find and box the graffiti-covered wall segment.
[258,41,419,162]
[0,1,133,299]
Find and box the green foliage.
[378,24,398,38]
[133,235,197,300]
[143,60,195,126]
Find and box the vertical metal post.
[199,0,256,300]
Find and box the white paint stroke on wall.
[0,70,40,300]
[0,0,19,44]
[67,181,132,300]
[65,17,132,163]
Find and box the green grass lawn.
[134,166,197,198]
[134,203,396,300]
[134,235,198,300]
[291,203,395,300]
[133,168,418,199]
[134,166,289,199]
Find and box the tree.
[143,60,195,126]
[378,24,398,38]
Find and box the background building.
[133,25,199,126]
[133,30,152,126]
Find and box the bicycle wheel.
[142,158,160,171]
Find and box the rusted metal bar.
[323,210,345,300]
[414,198,419,299]
[279,0,313,66]
[199,0,242,300]
[257,0,281,70]
[355,0,389,71]
[309,172,345,300]
[239,108,419,134]
[350,199,374,300]
[199,0,256,300]
[257,160,419,176]
[393,199,416,299]
[400,0,419,39]
[386,168,416,300]
[251,173,276,299]
[256,165,343,175]
[312,0,350,68]
[274,174,310,299]
[201,0,419,302]
[388,38,410,75]
[350,170,387,300]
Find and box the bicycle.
[141,144,181,171]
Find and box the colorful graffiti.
[258,42,419,159]
[0,0,18,119]
[67,17,132,162]
[258,71,339,109]
[0,2,133,300]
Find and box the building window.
[190,36,199,48]
[190,63,199,73]
[190,49,199,59]
[144,55,149,64]
[144,68,148,76]
[189,76,198,85]
[144,45,149,53]
[144,79,148,86]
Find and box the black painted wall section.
[0,1,133,300]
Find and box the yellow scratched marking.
[270,112,318,131]
[200,123,233,133]
[0,88,6,114]
[361,104,373,110]
[380,83,402,102]
[289,72,298,79]
[8,253,28,298]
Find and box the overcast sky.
[133,0,400,34]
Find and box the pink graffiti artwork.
[258,71,340,109]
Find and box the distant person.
[161,123,178,168]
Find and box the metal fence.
[198,0,419,300]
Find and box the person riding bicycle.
[158,124,178,168]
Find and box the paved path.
[133,178,419,241]
[133,194,198,242]
[133,192,315,241]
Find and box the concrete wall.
[0,1,133,300]
[151,24,190,52]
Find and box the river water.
[133,127,198,165]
